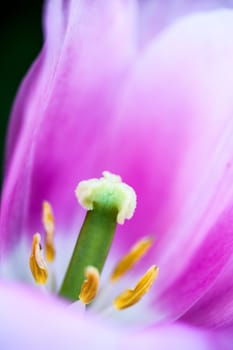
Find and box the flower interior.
[29,171,159,314]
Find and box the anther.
[113,265,159,310]
[79,266,100,305]
[111,237,153,282]
[29,233,48,284]
[42,201,55,262]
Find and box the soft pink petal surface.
[0,282,231,350]
[181,254,233,327]
[138,0,233,45]
[106,10,233,324]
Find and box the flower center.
[29,172,159,312]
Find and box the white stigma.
[75,171,137,224]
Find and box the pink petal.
[138,0,233,45]
[105,9,233,324]
[181,255,233,327]
[0,282,229,350]
[0,0,138,252]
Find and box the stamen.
[113,265,159,310]
[42,201,55,262]
[79,266,100,305]
[29,233,48,284]
[111,237,153,282]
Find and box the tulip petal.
[0,282,230,350]
[104,9,233,323]
[3,2,233,330]
[138,0,233,45]
[181,255,233,327]
[0,0,138,252]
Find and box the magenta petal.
[0,52,48,253]
[152,205,233,324]
[0,282,230,350]
[181,255,233,327]
[104,10,233,322]
[0,0,138,251]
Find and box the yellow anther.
[29,233,48,284]
[42,201,54,233]
[111,237,154,282]
[113,265,159,310]
[79,266,100,305]
[42,201,55,262]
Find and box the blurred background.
[0,0,43,182]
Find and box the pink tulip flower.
[1,1,233,349]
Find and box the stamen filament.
[111,237,153,282]
[113,265,159,310]
[79,266,100,305]
[29,233,48,284]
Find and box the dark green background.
[0,1,43,182]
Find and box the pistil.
[59,172,136,301]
